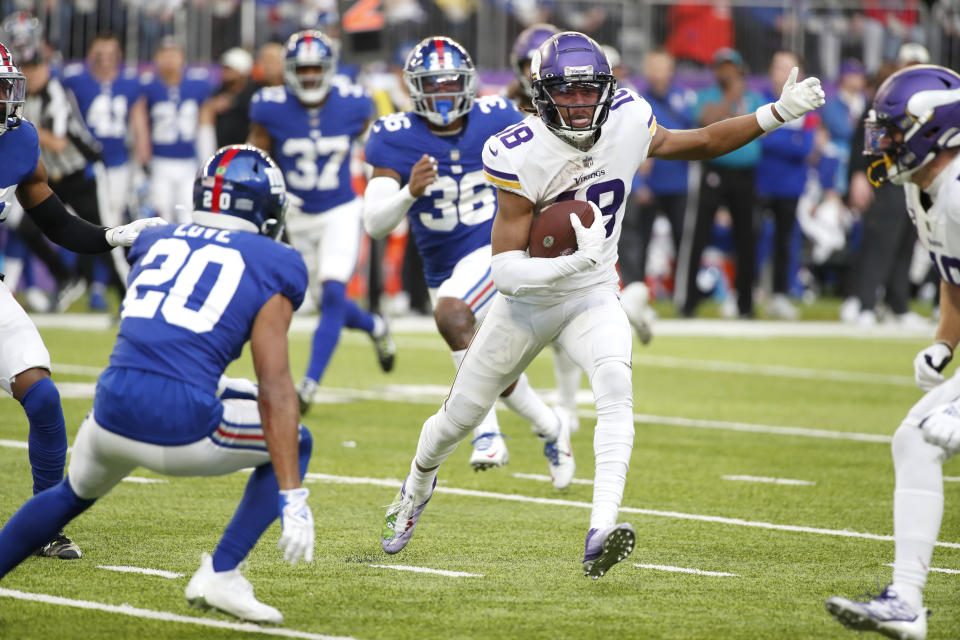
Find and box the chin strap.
[866,155,893,187]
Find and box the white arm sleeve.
[491,250,593,297]
[362,176,417,239]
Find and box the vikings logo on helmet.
[865,64,960,186]
[283,30,337,105]
[530,32,617,151]
[403,36,477,127]
[193,144,287,238]
[0,40,25,135]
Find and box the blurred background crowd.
[1,0,957,325]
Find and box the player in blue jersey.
[63,34,148,237]
[363,36,575,487]
[248,29,394,413]
[141,37,212,223]
[0,41,163,560]
[0,145,315,624]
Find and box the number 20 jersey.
[249,83,373,214]
[904,153,960,286]
[364,96,523,286]
[481,88,657,303]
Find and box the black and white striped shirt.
[22,76,101,182]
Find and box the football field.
[1,317,958,640]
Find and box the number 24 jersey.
[481,88,657,302]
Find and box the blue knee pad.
[20,377,68,494]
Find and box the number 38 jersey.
[481,87,657,302]
[96,223,307,445]
[364,95,523,286]
[249,82,373,214]
[904,153,960,286]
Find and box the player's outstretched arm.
[251,292,314,565]
[17,158,164,253]
[490,190,604,296]
[362,159,435,239]
[650,66,825,162]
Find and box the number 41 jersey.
[481,87,657,303]
[250,83,373,214]
[364,95,523,287]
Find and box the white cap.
[897,42,930,65]
[220,47,253,75]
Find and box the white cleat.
[621,281,655,345]
[826,586,928,640]
[469,432,509,471]
[543,408,576,490]
[185,552,283,624]
[296,377,318,415]
[767,293,800,320]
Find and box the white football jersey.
[482,87,657,302]
[904,153,960,285]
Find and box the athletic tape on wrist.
[755,103,783,132]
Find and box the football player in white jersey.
[826,65,960,640]
[380,31,824,577]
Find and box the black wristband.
[26,193,111,254]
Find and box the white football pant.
[0,280,52,395]
[149,157,198,224]
[286,197,363,303]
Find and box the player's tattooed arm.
[247,123,273,156]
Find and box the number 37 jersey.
[364,96,523,287]
[481,88,657,301]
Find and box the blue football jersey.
[141,68,212,159]
[249,82,373,213]
[0,120,39,222]
[96,222,307,445]
[63,64,143,168]
[364,95,523,287]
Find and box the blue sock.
[305,281,350,382]
[344,298,375,334]
[212,426,313,572]
[0,478,95,578]
[21,378,68,495]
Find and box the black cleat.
[35,531,82,559]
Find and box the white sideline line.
[885,563,960,575]
[121,477,168,484]
[368,564,483,578]
[97,565,183,579]
[0,588,359,640]
[512,473,594,485]
[53,363,108,376]
[945,477,960,482]
[0,439,28,450]
[722,475,816,486]
[633,563,739,577]
[304,473,960,550]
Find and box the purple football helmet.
[864,64,960,186]
[403,36,477,127]
[531,32,617,150]
[511,23,560,99]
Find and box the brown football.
[528,199,595,258]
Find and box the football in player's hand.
[528,200,595,258]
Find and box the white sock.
[372,314,386,338]
[502,373,559,440]
[408,456,438,501]
[552,345,583,413]
[589,361,635,530]
[890,423,945,611]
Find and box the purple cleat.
[381,475,436,554]
[582,523,635,579]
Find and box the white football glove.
[757,67,826,132]
[920,404,960,457]
[914,341,953,391]
[105,217,167,247]
[569,202,607,266]
[278,487,314,565]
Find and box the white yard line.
[304,473,960,550]
[512,473,593,485]
[633,563,739,577]
[0,588,359,640]
[945,476,960,482]
[121,477,168,484]
[885,563,960,575]
[721,475,816,486]
[367,564,482,578]
[97,565,183,578]
[0,439,28,450]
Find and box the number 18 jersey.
[905,153,960,286]
[481,88,657,303]
[364,96,523,286]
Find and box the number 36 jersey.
[905,153,960,286]
[250,83,373,214]
[481,87,657,302]
[364,96,523,287]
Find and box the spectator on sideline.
[254,41,285,88]
[676,48,765,318]
[198,47,256,161]
[820,58,866,195]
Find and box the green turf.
[0,327,957,639]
